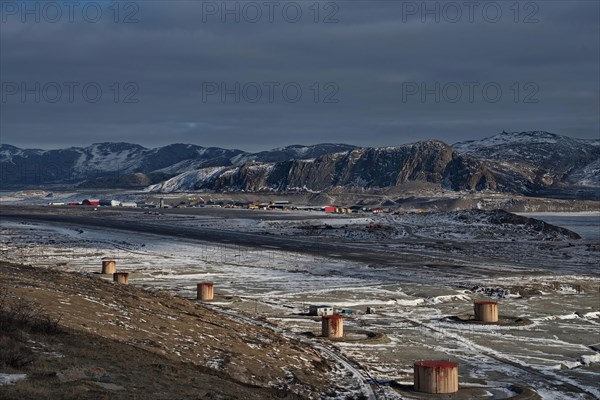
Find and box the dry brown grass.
[0,262,336,399]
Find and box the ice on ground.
[580,353,600,366]
[0,373,27,385]
[1,216,599,398]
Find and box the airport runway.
[0,205,538,281]
[0,206,424,267]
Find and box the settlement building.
[82,199,100,206]
[309,305,334,316]
[99,199,121,207]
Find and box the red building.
[82,199,100,206]
[324,206,336,213]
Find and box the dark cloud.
[1,0,598,151]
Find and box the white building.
[309,305,334,316]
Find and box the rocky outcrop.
[150,140,498,193]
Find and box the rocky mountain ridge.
[1,132,598,200]
[149,140,497,193]
[453,131,600,199]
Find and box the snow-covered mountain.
[0,142,244,187]
[453,131,600,198]
[0,142,354,188]
[1,132,598,200]
[148,140,496,193]
[232,144,357,164]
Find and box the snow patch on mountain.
[453,131,600,191]
[453,131,561,154]
[234,143,356,164]
[568,159,600,187]
[0,144,46,164]
[72,143,146,174]
[147,167,228,193]
[453,131,596,159]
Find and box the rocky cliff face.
[149,141,498,193]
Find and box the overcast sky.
[1,0,598,151]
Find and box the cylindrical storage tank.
[197,282,214,301]
[474,301,498,322]
[321,315,344,338]
[414,360,459,394]
[101,258,116,275]
[113,272,129,285]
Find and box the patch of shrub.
[0,286,62,335]
[0,335,36,369]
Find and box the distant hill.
[453,131,600,199]
[1,132,598,200]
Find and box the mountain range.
[1,131,598,200]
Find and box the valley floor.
[1,206,599,399]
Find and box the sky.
[0,0,599,151]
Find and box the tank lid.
[322,315,344,320]
[414,360,458,368]
[200,281,214,285]
[474,301,498,305]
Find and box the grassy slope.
[0,263,334,399]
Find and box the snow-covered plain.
[0,213,598,399]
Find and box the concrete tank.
[101,258,116,275]
[321,315,344,338]
[414,360,459,394]
[474,301,498,322]
[113,272,129,285]
[197,282,214,301]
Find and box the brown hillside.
[0,262,336,399]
